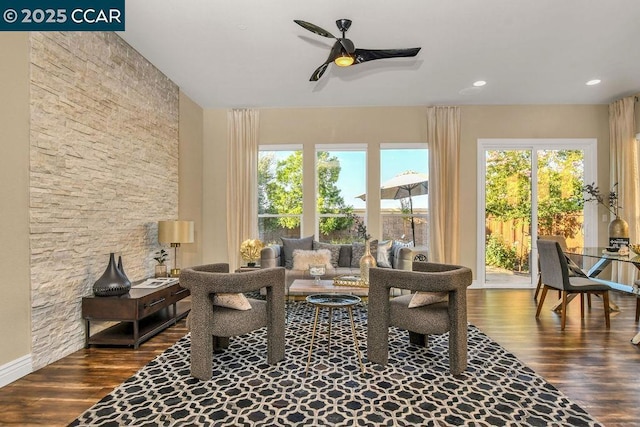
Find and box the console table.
[82,281,190,349]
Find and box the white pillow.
[377,240,393,268]
[213,293,252,310]
[408,292,448,308]
[292,249,332,270]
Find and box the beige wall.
[179,92,204,269]
[201,105,610,279]
[202,109,228,263]
[0,33,31,367]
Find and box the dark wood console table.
[82,281,190,349]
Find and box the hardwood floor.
[0,289,638,426]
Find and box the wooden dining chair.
[536,239,611,330]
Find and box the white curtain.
[609,97,638,283]
[226,109,259,271]
[426,106,461,264]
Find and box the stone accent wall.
[29,32,178,369]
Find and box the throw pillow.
[312,241,341,268]
[281,235,314,269]
[408,292,448,308]
[292,249,332,270]
[391,240,413,268]
[376,240,394,268]
[350,240,378,268]
[212,293,252,310]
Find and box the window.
[380,144,428,246]
[258,145,303,244]
[316,146,367,243]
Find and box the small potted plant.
[154,249,168,277]
[583,182,628,245]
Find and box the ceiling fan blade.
[294,20,336,39]
[353,47,421,64]
[309,42,342,81]
[310,63,330,81]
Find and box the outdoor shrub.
[485,234,518,270]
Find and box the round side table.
[305,293,365,375]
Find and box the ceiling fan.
[294,19,421,81]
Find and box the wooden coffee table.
[289,279,369,297]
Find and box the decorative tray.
[333,274,368,288]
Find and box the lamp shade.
[158,220,194,244]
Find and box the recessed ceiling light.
[473,80,487,87]
[586,79,601,86]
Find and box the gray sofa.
[260,240,427,290]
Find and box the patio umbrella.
[357,172,428,243]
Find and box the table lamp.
[158,220,194,277]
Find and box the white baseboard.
[0,354,33,388]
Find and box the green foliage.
[316,151,353,234]
[268,151,304,229]
[485,235,517,270]
[485,149,584,273]
[486,149,584,241]
[258,153,275,215]
[258,151,354,234]
[154,249,168,265]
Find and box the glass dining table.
[564,247,640,344]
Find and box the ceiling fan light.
[335,54,354,67]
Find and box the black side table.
[305,293,365,375]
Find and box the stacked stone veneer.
[29,32,179,369]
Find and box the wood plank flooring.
[0,289,638,426]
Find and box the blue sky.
[338,149,428,209]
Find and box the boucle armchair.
[367,262,473,375]
[180,264,286,380]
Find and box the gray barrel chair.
[180,264,286,380]
[367,262,473,375]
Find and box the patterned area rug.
[71,302,602,426]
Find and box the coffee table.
[289,279,368,297]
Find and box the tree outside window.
[258,148,363,244]
[258,149,303,243]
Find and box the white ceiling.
[118,0,640,109]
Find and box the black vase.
[93,253,131,297]
[117,255,129,281]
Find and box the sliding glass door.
[478,139,597,287]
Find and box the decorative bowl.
[629,244,640,255]
[605,246,620,253]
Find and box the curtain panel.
[226,109,259,271]
[609,97,638,284]
[426,106,461,264]
[609,97,638,243]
